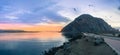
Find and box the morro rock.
[61,14,118,33]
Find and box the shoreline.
[44,34,117,55]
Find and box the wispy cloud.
[0,0,120,27]
[0,0,70,24]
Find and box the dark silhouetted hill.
[61,14,118,33]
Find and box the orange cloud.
[24,25,62,31]
[0,23,32,30]
[0,23,63,31]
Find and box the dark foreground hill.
[61,14,118,33]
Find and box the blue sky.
[0,0,120,27]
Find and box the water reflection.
[0,32,67,55]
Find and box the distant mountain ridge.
[0,30,25,33]
[61,14,119,33]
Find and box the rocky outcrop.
[61,14,118,33]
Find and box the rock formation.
[61,14,118,33]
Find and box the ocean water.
[0,32,67,55]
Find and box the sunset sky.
[0,0,120,31]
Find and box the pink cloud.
[0,23,32,30]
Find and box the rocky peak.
[61,14,118,33]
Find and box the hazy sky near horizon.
[0,0,120,27]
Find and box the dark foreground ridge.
[55,38,116,55]
[44,34,117,55]
[61,14,118,33]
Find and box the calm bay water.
[0,32,67,55]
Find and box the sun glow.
[0,23,63,31]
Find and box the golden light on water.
[0,32,65,41]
